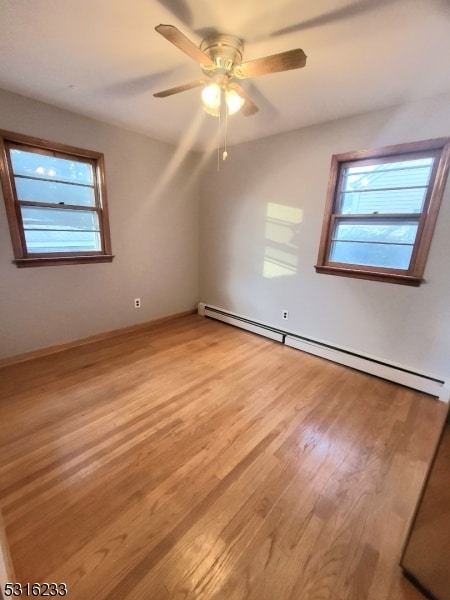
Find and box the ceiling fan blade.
[155,24,215,68]
[235,48,307,78]
[153,80,204,98]
[228,82,259,116]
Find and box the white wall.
[199,93,450,381]
[0,89,201,359]
[2,88,450,379]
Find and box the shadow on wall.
[263,201,303,278]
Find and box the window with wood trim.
[315,138,450,286]
[0,130,113,267]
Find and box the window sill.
[314,265,423,286]
[14,255,114,268]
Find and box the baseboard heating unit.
[198,302,449,402]
[199,304,284,343]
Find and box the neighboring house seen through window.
[315,138,450,285]
[0,130,113,267]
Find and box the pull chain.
[223,99,228,161]
[217,100,221,171]
[217,88,229,171]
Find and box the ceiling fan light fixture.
[154,24,306,165]
[201,83,244,117]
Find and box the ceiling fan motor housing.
[200,34,244,76]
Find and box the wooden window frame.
[315,138,450,286]
[0,129,114,267]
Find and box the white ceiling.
[0,0,449,151]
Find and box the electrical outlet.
[282,310,289,320]
[134,298,141,308]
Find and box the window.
[315,138,450,285]
[0,129,113,267]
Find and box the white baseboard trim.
[198,302,449,402]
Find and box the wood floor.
[0,314,447,600]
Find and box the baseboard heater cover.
[285,335,447,401]
[198,303,449,402]
[199,303,284,343]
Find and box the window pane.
[333,219,418,244]
[24,230,101,253]
[21,206,99,231]
[340,188,427,214]
[340,158,433,214]
[330,218,418,269]
[10,149,93,185]
[21,206,100,252]
[330,240,413,269]
[344,158,433,178]
[15,177,95,206]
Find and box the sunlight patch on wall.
[267,202,304,228]
[263,202,303,278]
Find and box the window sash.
[14,175,97,208]
[328,215,420,272]
[20,204,102,255]
[7,141,96,176]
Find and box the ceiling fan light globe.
[201,83,221,110]
[225,89,245,115]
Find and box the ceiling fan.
[153,24,307,118]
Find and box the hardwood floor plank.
[0,315,447,600]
